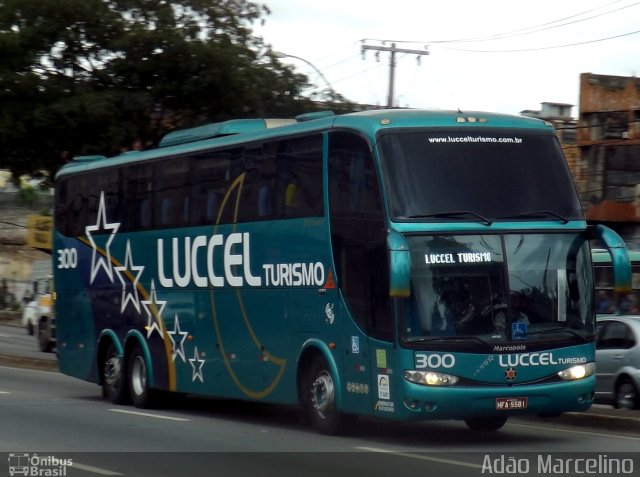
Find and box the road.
[0,322,57,365]
[0,365,639,477]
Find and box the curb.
[533,409,640,434]
[0,354,59,372]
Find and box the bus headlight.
[403,370,459,386]
[557,362,596,381]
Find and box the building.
[521,101,578,177]
[0,175,52,309]
[574,73,640,249]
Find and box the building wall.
[520,102,579,194]
[0,190,52,309]
[577,73,640,249]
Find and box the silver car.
[595,315,640,410]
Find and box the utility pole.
[361,42,429,108]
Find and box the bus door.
[328,130,391,415]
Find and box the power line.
[438,29,640,53]
[309,41,363,65]
[361,0,638,46]
[433,0,637,44]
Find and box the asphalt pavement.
[1,313,639,434]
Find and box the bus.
[53,109,631,434]
[593,248,640,314]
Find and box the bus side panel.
[152,218,338,404]
[54,236,98,383]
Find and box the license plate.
[495,397,528,410]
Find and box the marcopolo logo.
[8,453,72,476]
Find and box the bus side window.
[206,190,218,221]
[129,164,153,230]
[192,151,232,225]
[257,148,276,218]
[328,131,390,341]
[275,136,323,219]
[154,158,191,228]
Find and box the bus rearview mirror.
[588,224,632,293]
[388,231,411,298]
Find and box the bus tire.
[128,345,157,409]
[303,357,354,435]
[101,342,129,405]
[464,416,508,431]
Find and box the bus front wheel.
[303,357,354,435]
[101,342,129,404]
[464,416,508,431]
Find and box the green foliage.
[18,184,38,205]
[0,0,355,180]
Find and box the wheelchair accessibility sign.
[8,453,72,476]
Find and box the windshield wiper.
[407,336,492,346]
[526,327,589,342]
[499,210,569,224]
[407,210,493,226]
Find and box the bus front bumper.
[380,376,595,421]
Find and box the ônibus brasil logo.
[8,453,72,476]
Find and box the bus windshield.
[401,233,594,348]
[378,128,583,222]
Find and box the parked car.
[21,297,39,335]
[20,276,55,352]
[595,315,640,410]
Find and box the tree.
[0,0,354,181]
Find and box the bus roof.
[56,108,554,179]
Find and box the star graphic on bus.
[505,367,517,382]
[167,314,189,362]
[189,346,205,383]
[114,240,145,315]
[85,191,120,284]
[141,280,166,340]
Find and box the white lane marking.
[0,391,9,394]
[355,446,483,469]
[0,333,11,338]
[73,462,123,476]
[108,408,190,421]
[509,422,640,440]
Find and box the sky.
[254,0,640,115]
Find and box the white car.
[595,315,640,410]
[21,298,39,335]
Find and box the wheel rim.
[130,355,147,397]
[311,370,335,419]
[616,382,637,410]
[104,354,122,390]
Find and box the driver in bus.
[431,283,475,335]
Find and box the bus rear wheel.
[464,416,508,431]
[128,345,157,408]
[303,357,354,435]
[101,342,129,404]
